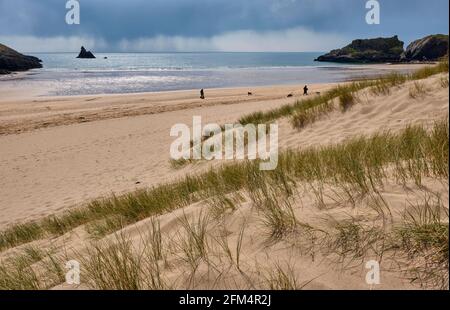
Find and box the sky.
[0,0,448,52]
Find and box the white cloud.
[1,27,349,52]
[0,35,107,53]
[118,27,349,52]
[211,27,349,52]
[118,36,213,52]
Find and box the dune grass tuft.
[439,76,449,88]
[393,195,449,289]
[177,212,211,270]
[264,262,300,290]
[78,232,167,290]
[338,88,357,112]
[409,81,429,99]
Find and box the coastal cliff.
[401,34,449,61]
[316,34,449,64]
[0,43,42,74]
[315,36,404,63]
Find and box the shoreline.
[0,64,428,120]
[0,82,337,136]
[0,62,429,98]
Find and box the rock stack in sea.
[77,46,96,59]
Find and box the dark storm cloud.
[0,0,448,51]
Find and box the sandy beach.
[0,62,448,290]
[0,82,337,227]
[0,63,437,227]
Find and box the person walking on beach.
[200,89,205,99]
[303,85,309,96]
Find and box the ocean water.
[12,52,400,96]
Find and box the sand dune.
[0,84,323,135]
[278,73,449,150]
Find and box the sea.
[3,52,409,96]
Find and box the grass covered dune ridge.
[0,61,448,290]
[239,60,449,128]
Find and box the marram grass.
[0,119,447,252]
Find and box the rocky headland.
[0,43,42,74]
[315,34,448,63]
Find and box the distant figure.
[287,93,293,98]
[303,85,309,96]
[248,92,253,96]
[200,89,205,99]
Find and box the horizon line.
[25,51,327,54]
